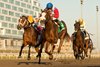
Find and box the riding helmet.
[46,2,53,9]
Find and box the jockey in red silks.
[45,2,64,33]
[45,2,59,20]
[45,3,60,25]
[53,7,59,20]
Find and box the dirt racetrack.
[0,58,100,67]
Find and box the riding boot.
[33,24,38,30]
[35,31,43,47]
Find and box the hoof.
[81,57,85,60]
[58,48,61,53]
[38,62,41,64]
[57,50,60,53]
[86,55,88,57]
[49,55,53,60]
[18,56,22,58]
[36,54,39,58]
[27,57,31,60]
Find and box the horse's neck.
[24,26,33,32]
[76,29,81,37]
[45,20,54,29]
[46,12,53,21]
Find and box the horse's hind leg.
[18,44,24,58]
[58,39,64,53]
[27,45,31,60]
[84,40,88,57]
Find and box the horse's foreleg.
[89,46,92,58]
[34,47,39,58]
[75,46,79,60]
[58,39,64,53]
[18,44,24,58]
[27,45,31,60]
[50,43,55,54]
[45,42,53,60]
[38,41,44,64]
[45,42,51,55]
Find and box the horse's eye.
[20,19,22,21]
[40,14,42,17]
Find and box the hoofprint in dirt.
[0,58,100,67]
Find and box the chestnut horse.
[39,9,58,60]
[40,10,70,54]
[17,16,42,63]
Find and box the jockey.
[45,2,64,32]
[78,18,89,39]
[78,18,85,30]
[45,2,59,22]
[28,16,43,45]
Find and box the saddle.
[54,20,65,33]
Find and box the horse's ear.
[20,16,22,18]
[75,20,77,22]
[41,9,43,12]
[26,16,29,19]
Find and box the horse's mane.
[21,15,27,19]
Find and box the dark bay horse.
[17,16,40,60]
[72,21,85,60]
[39,9,58,60]
[57,20,71,53]
[85,33,94,58]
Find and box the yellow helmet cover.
[28,16,34,23]
[78,18,83,25]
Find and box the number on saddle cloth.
[58,21,65,33]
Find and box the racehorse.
[17,15,41,61]
[86,34,94,58]
[72,21,85,60]
[39,9,58,60]
[57,20,71,53]
[40,9,71,54]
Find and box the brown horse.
[39,9,58,60]
[72,21,85,60]
[57,20,71,53]
[85,33,94,58]
[17,15,40,60]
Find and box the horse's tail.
[92,47,95,50]
[65,32,71,42]
[63,32,71,48]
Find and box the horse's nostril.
[17,25,21,30]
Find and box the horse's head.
[40,9,53,21]
[17,15,32,30]
[39,9,46,21]
[74,20,80,31]
[45,9,53,21]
